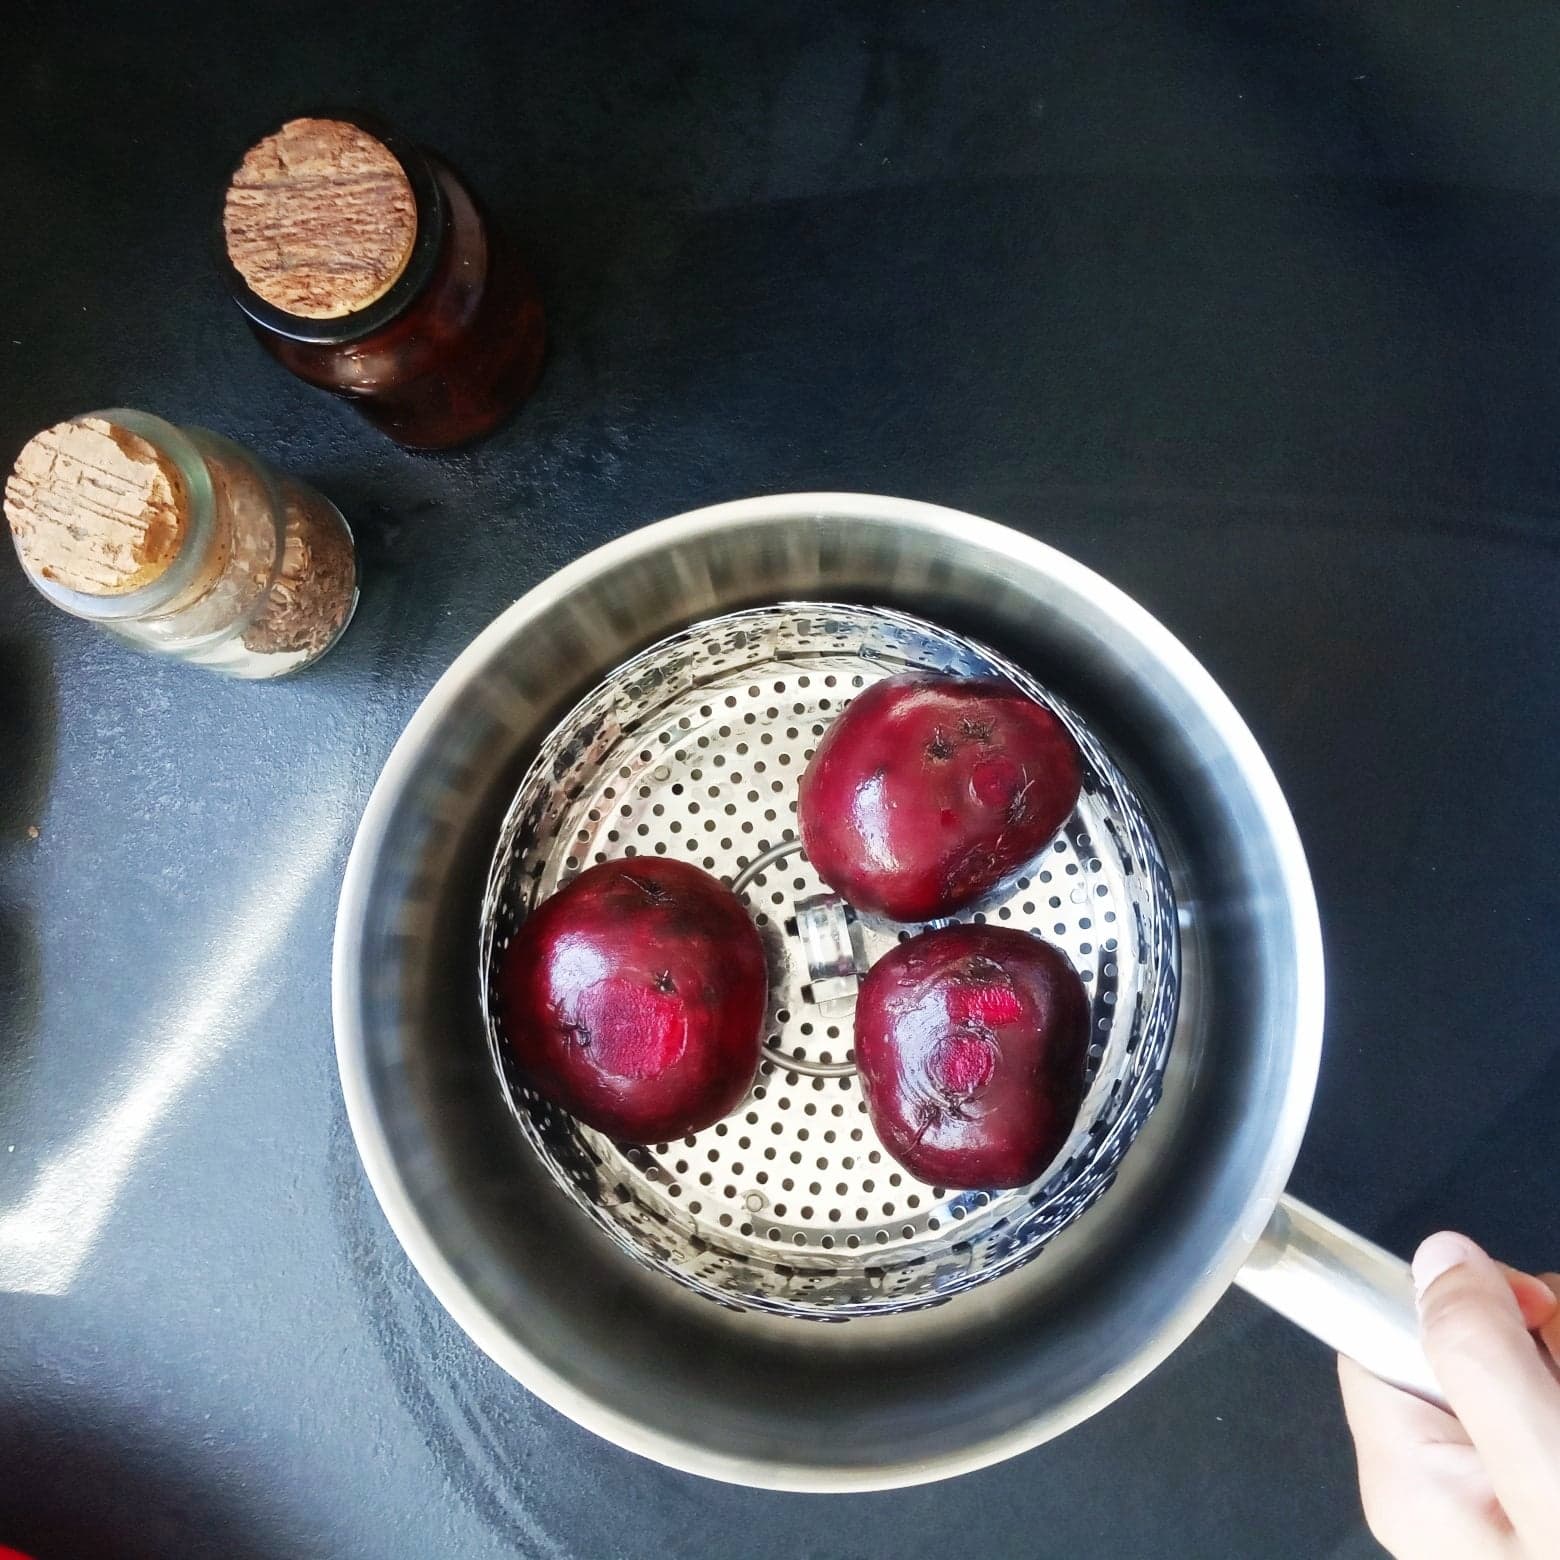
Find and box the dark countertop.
[4,4,1559,1556]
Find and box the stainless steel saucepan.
[333,492,1439,1491]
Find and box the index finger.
[1502,1263,1560,1331]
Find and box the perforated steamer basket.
[335,493,1443,1491]
[478,604,1178,1317]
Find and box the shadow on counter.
[0,1382,293,1560]
[0,634,53,1063]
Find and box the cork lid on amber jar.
[219,115,446,345]
[4,416,190,596]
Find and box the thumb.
[1413,1231,1560,1542]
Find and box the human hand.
[1339,1231,1560,1558]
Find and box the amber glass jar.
[221,116,546,450]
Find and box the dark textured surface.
[3,2,1559,1556]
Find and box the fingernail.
[1413,1231,1479,1299]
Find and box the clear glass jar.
[9,410,358,679]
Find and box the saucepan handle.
[1234,1193,1447,1409]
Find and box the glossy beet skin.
[798,673,1083,922]
[497,859,767,1142]
[855,924,1091,1190]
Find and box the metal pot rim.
[332,491,1324,1490]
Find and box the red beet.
[497,858,767,1142]
[854,924,1090,1190]
[798,673,1082,922]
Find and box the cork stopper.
[223,117,419,320]
[4,417,190,595]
